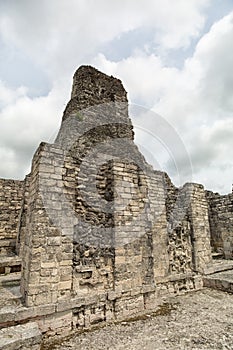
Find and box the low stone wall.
[0,279,203,338]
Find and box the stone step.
[0,285,22,307]
[203,270,233,293]
[0,304,31,328]
[0,302,56,330]
[203,259,233,275]
[212,252,224,260]
[0,255,21,275]
[0,272,21,288]
[0,322,42,350]
[0,239,16,256]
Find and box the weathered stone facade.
[0,65,232,348]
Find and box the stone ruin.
[0,65,232,349]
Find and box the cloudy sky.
[0,0,233,194]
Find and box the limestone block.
[58,280,72,290]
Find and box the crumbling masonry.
[0,66,232,349]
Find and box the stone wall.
[0,178,24,243]
[206,191,233,258]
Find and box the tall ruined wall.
[206,191,233,259]
[0,178,24,244]
[63,65,128,121]
[20,142,74,310]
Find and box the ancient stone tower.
[0,66,232,348]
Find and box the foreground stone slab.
[0,322,42,350]
[203,269,233,293]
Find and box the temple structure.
[0,66,232,349]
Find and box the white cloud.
[160,13,233,193]
[0,81,69,179]
[0,81,27,108]
[0,0,209,79]
[93,52,181,107]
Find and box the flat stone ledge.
[156,272,195,284]
[0,303,56,327]
[203,259,233,275]
[0,256,21,268]
[203,270,233,293]
[0,240,16,249]
[0,272,21,287]
[0,322,42,350]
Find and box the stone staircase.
[0,240,42,349]
[0,238,22,308]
